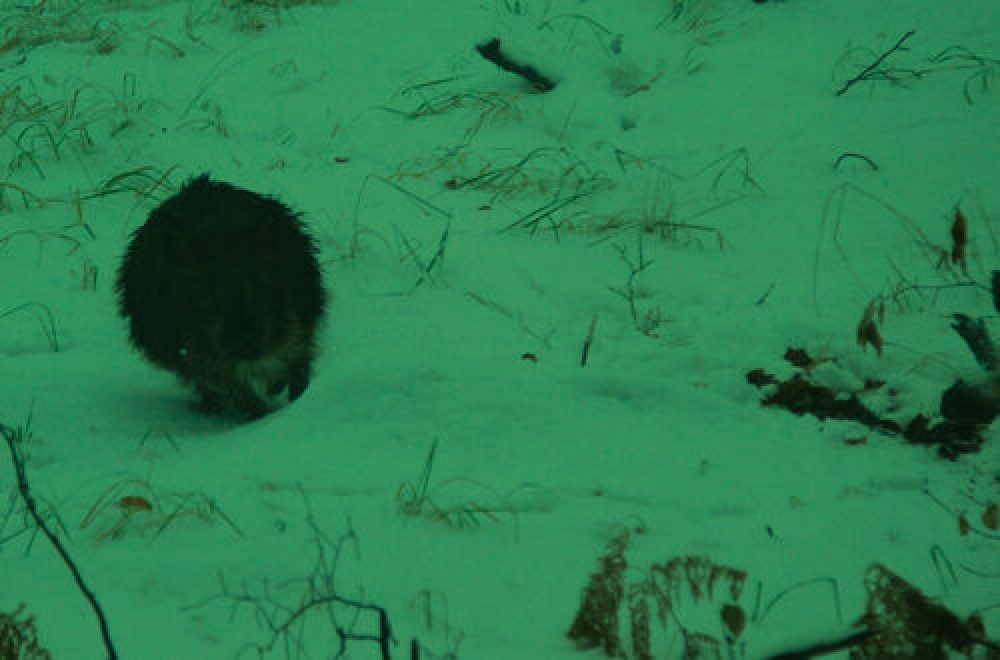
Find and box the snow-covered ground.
[1,0,998,657]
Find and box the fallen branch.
[475,38,556,92]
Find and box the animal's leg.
[288,361,311,400]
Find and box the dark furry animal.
[116,174,327,418]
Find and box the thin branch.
[836,30,917,96]
[185,489,400,659]
[1,422,117,659]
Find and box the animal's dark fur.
[116,174,327,418]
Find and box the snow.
[1,0,998,658]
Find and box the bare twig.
[836,30,917,96]
[609,231,662,336]
[1,422,117,659]
[186,488,401,658]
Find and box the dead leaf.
[982,503,998,531]
[857,299,883,356]
[950,208,968,272]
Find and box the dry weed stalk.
[463,290,554,347]
[0,302,59,351]
[536,13,621,59]
[395,219,451,292]
[928,46,1000,104]
[396,439,510,530]
[0,228,84,256]
[0,181,43,211]
[814,183,964,314]
[822,195,994,312]
[408,590,463,659]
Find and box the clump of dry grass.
[220,0,341,31]
[566,528,629,655]
[567,528,749,659]
[397,439,519,530]
[0,604,51,660]
[568,532,1000,658]
[852,563,997,658]
[658,0,722,36]
[1,72,173,185]
[1,80,94,177]
[0,2,121,54]
[79,477,242,543]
